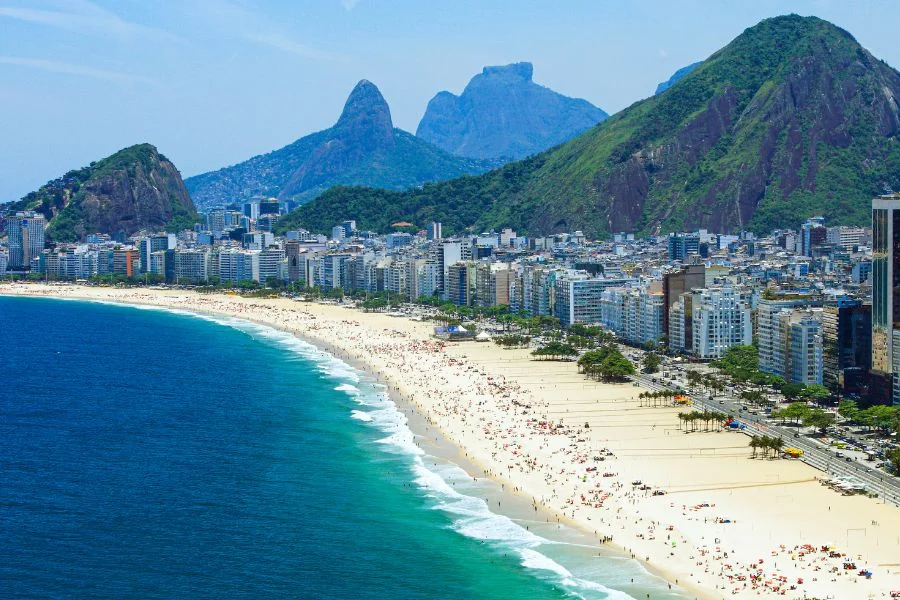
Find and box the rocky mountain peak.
[416,62,607,161]
[480,62,533,82]
[334,79,394,149]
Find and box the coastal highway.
[632,373,900,508]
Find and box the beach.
[5,282,899,600]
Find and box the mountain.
[185,80,494,211]
[7,144,197,242]
[416,62,608,161]
[655,62,702,94]
[281,15,900,237]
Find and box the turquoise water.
[0,296,681,599]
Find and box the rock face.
[298,15,900,236]
[185,80,493,211]
[416,62,608,160]
[655,62,702,94]
[12,144,196,242]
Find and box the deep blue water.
[0,296,674,599]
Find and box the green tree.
[532,341,578,361]
[886,447,900,474]
[710,345,758,381]
[803,408,837,435]
[642,352,663,374]
[780,383,807,401]
[596,353,636,382]
[772,402,811,425]
[837,399,860,422]
[799,384,830,403]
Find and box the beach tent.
[475,331,491,342]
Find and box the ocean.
[0,296,683,599]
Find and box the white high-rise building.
[690,287,752,359]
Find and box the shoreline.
[4,282,899,600]
[12,289,688,599]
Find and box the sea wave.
[60,298,639,600]
[336,382,635,600]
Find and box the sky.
[1,0,899,202]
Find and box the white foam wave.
[62,298,636,599]
[350,410,373,422]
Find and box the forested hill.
[278,15,900,237]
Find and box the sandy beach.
[4,282,899,600]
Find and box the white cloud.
[0,0,177,41]
[0,55,157,85]
[189,0,344,62]
[245,32,344,62]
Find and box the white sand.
[4,282,899,600]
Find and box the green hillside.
[279,15,900,237]
[186,80,496,212]
[7,144,198,242]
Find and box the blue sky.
[1,0,899,202]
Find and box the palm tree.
[749,436,760,458]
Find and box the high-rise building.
[285,241,303,283]
[554,273,634,327]
[139,234,175,273]
[826,226,867,250]
[871,193,900,403]
[447,262,474,306]
[788,311,824,385]
[800,217,827,256]
[426,222,442,241]
[174,249,210,283]
[757,293,821,376]
[667,232,700,261]
[259,199,280,216]
[438,241,462,298]
[207,209,227,234]
[662,264,705,345]
[689,287,752,359]
[822,302,872,390]
[6,212,45,269]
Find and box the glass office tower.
[872,193,900,404]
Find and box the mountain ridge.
[416,62,608,161]
[280,15,900,237]
[185,80,495,211]
[655,62,702,94]
[6,144,197,242]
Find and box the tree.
[780,383,807,401]
[597,353,636,382]
[772,402,811,425]
[799,384,830,403]
[837,399,860,422]
[710,345,758,381]
[803,408,837,435]
[886,447,900,475]
[532,341,578,361]
[741,390,766,405]
[861,405,898,432]
[642,352,663,374]
[578,347,614,372]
